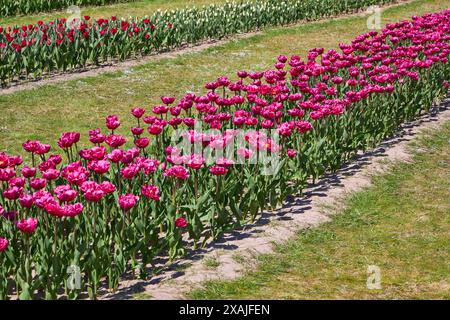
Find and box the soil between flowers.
[99,97,450,300]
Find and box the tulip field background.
[0,1,139,18]
[0,0,397,84]
[0,0,229,26]
[0,0,450,300]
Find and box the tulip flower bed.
[1,9,449,300]
[0,0,137,18]
[0,0,397,85]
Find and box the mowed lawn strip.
[0,0,232,27]
[0,0,449,154]
[188,121,450,300]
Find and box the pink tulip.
[167,154,184,165]
[135,137,150,149]
[84,189,105,202]
[287,108,305,118]
[22,166,36,178]
[261,120,274,129]
[209,165,228,176]
[164,165,190,180]
[278,55,288,63]
[44,202,66,218]
[16,217,38,234]
[105,134,127,148]
[9,177,25,188]
[170,106,181,117]
[35,143,51,155]
[7,155,23,167]
[54,185,78,202]
[0,238,9,252]
[205,81,219,90]
[276,123,292,136]
[287,149,298,158]
[80,181,98,193]
[30,178,46,190]
[148,125,163,135]
[121,164,140,180]
[131,127,144,136]
[3,186,23,200]
[0,153,8,168]
[39,160,56,172]
[62,165,89,186]
[0,168,16,182]
[215,158,234,168]
[33,191,53,209]
[64,203,84,217]
[296,121,313,134]
[87,160,110,175]
[141,185,160,201]
[139,158,160,175]
[22,140,42,153]
[161,96,176,105]
[152,105,169,114]
[89,129,106,144]
[185,154,205,170]
[42,169,60,181]
[80,146,106,161]
[169,118,183,127]
[175,217,188,229]
[237,148,253,159]
[331,76,343,84]
[19,194,34,208]
[100,181,116,194]
[48,154,63,165]
[237,71,248,78]
[106,115,121,130]
[58,132,80,149]
[119,194,139,211]
[183,118,196,127]
[107,149,124,163]
[165,146,179,156]
[131,108,146,119]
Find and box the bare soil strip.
[99,98,450,300]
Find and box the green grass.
[204,256,221,269]
[1,0,449,154]
[132,291,153,299]
[0,0,232,26]
[188,121,450,300]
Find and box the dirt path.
[0,0,411,96]
[99,98,450,300]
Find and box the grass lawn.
[188,121,450,300]
[0,0,231,27]
[0,0,449,154]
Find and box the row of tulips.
[0,0,136,17]
[0,0,398,85]
[1,9,450,299]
